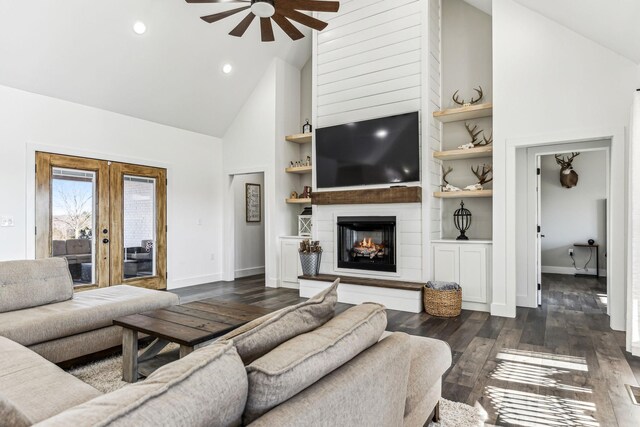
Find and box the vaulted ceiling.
[0,1,311,137]
[464,0,640,65]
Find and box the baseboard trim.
[168,273,223,290]
[542,265,607,277]
[234,266,265,278]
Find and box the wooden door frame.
[110,162,167,290]
[35,152,110,289]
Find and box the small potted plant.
[299,240,322,277]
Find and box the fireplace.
[337,216,397,273]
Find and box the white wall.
[540,151,607,274]
[314,0,423,129]
[233,173,265,278]
[427,0,443,243]
[222,58,302,288]
[0,84,224,289]
[493,0,637,325]
[441,0,492,240]
[300,59,313,126]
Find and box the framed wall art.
[246,183,261,223]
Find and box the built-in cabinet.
[280,236,304,289]
[432,241,492,312]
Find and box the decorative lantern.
[302,119,312,134]
[453,201,472,241]
[298,207,313,237]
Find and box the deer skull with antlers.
[441,165,462,192]
[459,122,493,150]
[453,86,484,107]
[465,164,493,191]
[555,153,580,188]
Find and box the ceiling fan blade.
[201,5,251,23]
[277,8,328,31]
[187,0,248,3]
[230,12,256,37]
[260,18,275,42]
[279,0,340,13]
[272,14,305,41]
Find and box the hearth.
[337,216,396,273]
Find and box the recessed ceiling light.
[222,63,233,75]
[133,21,147,35]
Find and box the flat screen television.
[316,112,420,188]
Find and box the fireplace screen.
[337,216,397,273]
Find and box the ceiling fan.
[186,0,340,42]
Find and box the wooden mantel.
[311,187,422,205]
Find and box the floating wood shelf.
[433,190,493,199]
[286,198,312,204]
[433,103,493,123]
[433,146,493,161]
[285,133,312,144]
[285,165,313,174]
[312,187,422,205]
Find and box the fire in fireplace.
[337,216,396,273]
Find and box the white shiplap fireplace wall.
[312,0,442,282]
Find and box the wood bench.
[298,274,424,313]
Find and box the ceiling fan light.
[251,0,275,18]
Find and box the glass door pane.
[51,167,96,286]
[123,176,156,279]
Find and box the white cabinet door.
[281,239,302,287]
[459,245,488,303]
[433,244,460,284]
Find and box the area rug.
[429,399,488,427]
[70,353,486,426]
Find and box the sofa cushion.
[0,336,102,424]
[244,302,387,424]
[221,279,339,364]
[0,285,179,346]
[36,341,248,427]
[404,335,452,421]
[0,258,74,314]
[247,332,411,427]
[0,394,33,427]
[51,241,67,257]
[65,239,91,255]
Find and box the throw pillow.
[222,279,339,364]
[0,394,32,427]
[36,341,247,427]
[243,302,387,424]
[0,258,74,313]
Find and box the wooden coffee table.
[113,299,273,382]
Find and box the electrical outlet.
[0,216,14,227]
[568,249,574,257]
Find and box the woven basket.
[423,286,462,317]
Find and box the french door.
[35,152,167,290]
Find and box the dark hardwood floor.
[172,274,640,427]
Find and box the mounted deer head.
[453,86,484,107]
[555,153,580,188]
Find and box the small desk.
[573,243,600,278]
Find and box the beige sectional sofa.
[0,279,452,427]
[0,258,179,363]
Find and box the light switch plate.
[0,216,15,227]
